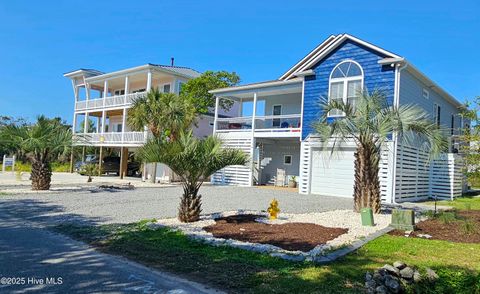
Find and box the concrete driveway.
[0,185,353,225]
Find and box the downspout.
[391,61,408,204]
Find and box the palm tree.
[314,90,446,213]
[127,89,196,140]
[128,89,196,182]
[0,116,72,190]
[137,131,248,222]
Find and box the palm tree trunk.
[178,183,202,222]
[31,160,52,190]
[353,144,381,213]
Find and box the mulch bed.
[203,214,348,252]
[389,210,480,243]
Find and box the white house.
[210,34,466,202]
[64,62,212,179]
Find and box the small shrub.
[81,164,100,182]
[3,161,31,172]
[437,211,458,224]
[51,162,70,172]
[423,210,436,219]
[461,220,477,235]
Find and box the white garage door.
[310,148,355,197]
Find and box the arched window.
[328,60,363,116]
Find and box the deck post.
[145,70,156,183]
[124,75,129,104]
[101,110,106,133]
[69,151,74,173]
[122,108,127,143]
[146,70,152,91]
[98,146,103,175]
[84,113,89,133]
[120,147,128,179]
[103,80,108,107]
[250,92,258,186]
[213,96,219,134]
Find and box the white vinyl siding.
[399,70,462,134]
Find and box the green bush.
[1,161,31,172]
[437,211,459,224]
[1,161,70,173]
[461,220,478,235]
[81,164,100,176]
[51,162,70,172]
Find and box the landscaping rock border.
[151,210,393,263]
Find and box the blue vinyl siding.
[302,40,395,139]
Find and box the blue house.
[210,34,466,203]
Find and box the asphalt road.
[0,205,221,294]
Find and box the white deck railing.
[74,92,147,111]
[73,132,147,146]
[215,114,302,137]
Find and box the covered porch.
[254,137,300,187]
[211,78,303,138]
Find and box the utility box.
[361,208,374,226]
[391,209,415,231]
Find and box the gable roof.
[279,34,401,81]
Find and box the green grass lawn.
[55,221,480,294]
[426,195,480,211]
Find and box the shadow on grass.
[55,221,480,294]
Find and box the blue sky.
[0,1,478,123]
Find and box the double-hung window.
[328,61,363,117]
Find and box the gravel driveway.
[0,185,352,225]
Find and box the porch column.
[101,110,106,133]
[96,117,101,133]
[86,83,91,100]
[98,146,103,175]
[70,113,78,173]
[146,70,152,92]
[124,75,129,104]
[213,96,219,134]
[103,80,109,107]
[122,108,127,143]
[120,147,128,179]
[250,92,258,186]
[84,113,89,133]
[147,69,156,183]
[72,113,77,134]
[239,98,243,116]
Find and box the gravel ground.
[0,185,353,225]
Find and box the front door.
[272,105,282,127]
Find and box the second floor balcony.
[211,79,303,138]
[73,131,148,147]
[215,114,302,137]
[75,92,146,111]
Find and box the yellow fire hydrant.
[267,198,280,220]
